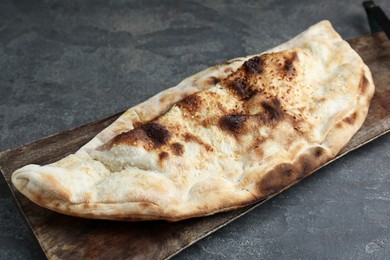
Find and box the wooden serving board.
[1,33,389,260]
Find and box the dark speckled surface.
[0,0,389,259]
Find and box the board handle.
[363,1,390,39]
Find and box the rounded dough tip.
[11,164,41,192]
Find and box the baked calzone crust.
[12,21,375,221]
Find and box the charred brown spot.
[258,147,328,197]
[183,133,214,152]
[284,60,295,76]
[206,76,220,85]
[297,147,328,176]
[260,98,283,122]
[219,115,247,135]
[283,52,298,77]
[226,78,256,99]
[112,122,171,149]
[140,122,171,147]
[359,74,369,94]
[299,154,317,175]
[158,151,169,161]
[171,143,184,156]
[178,94,202,114]
[243,56,264,74]
[313,147,324,158]
[343,112,357,125]
[111,128,149,148]
[257,163,298,196]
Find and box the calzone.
[12,21,375,221]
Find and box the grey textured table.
[1,0,389,259]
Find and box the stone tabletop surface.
[0,0,389,259]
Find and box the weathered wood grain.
[0,33,389,260]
